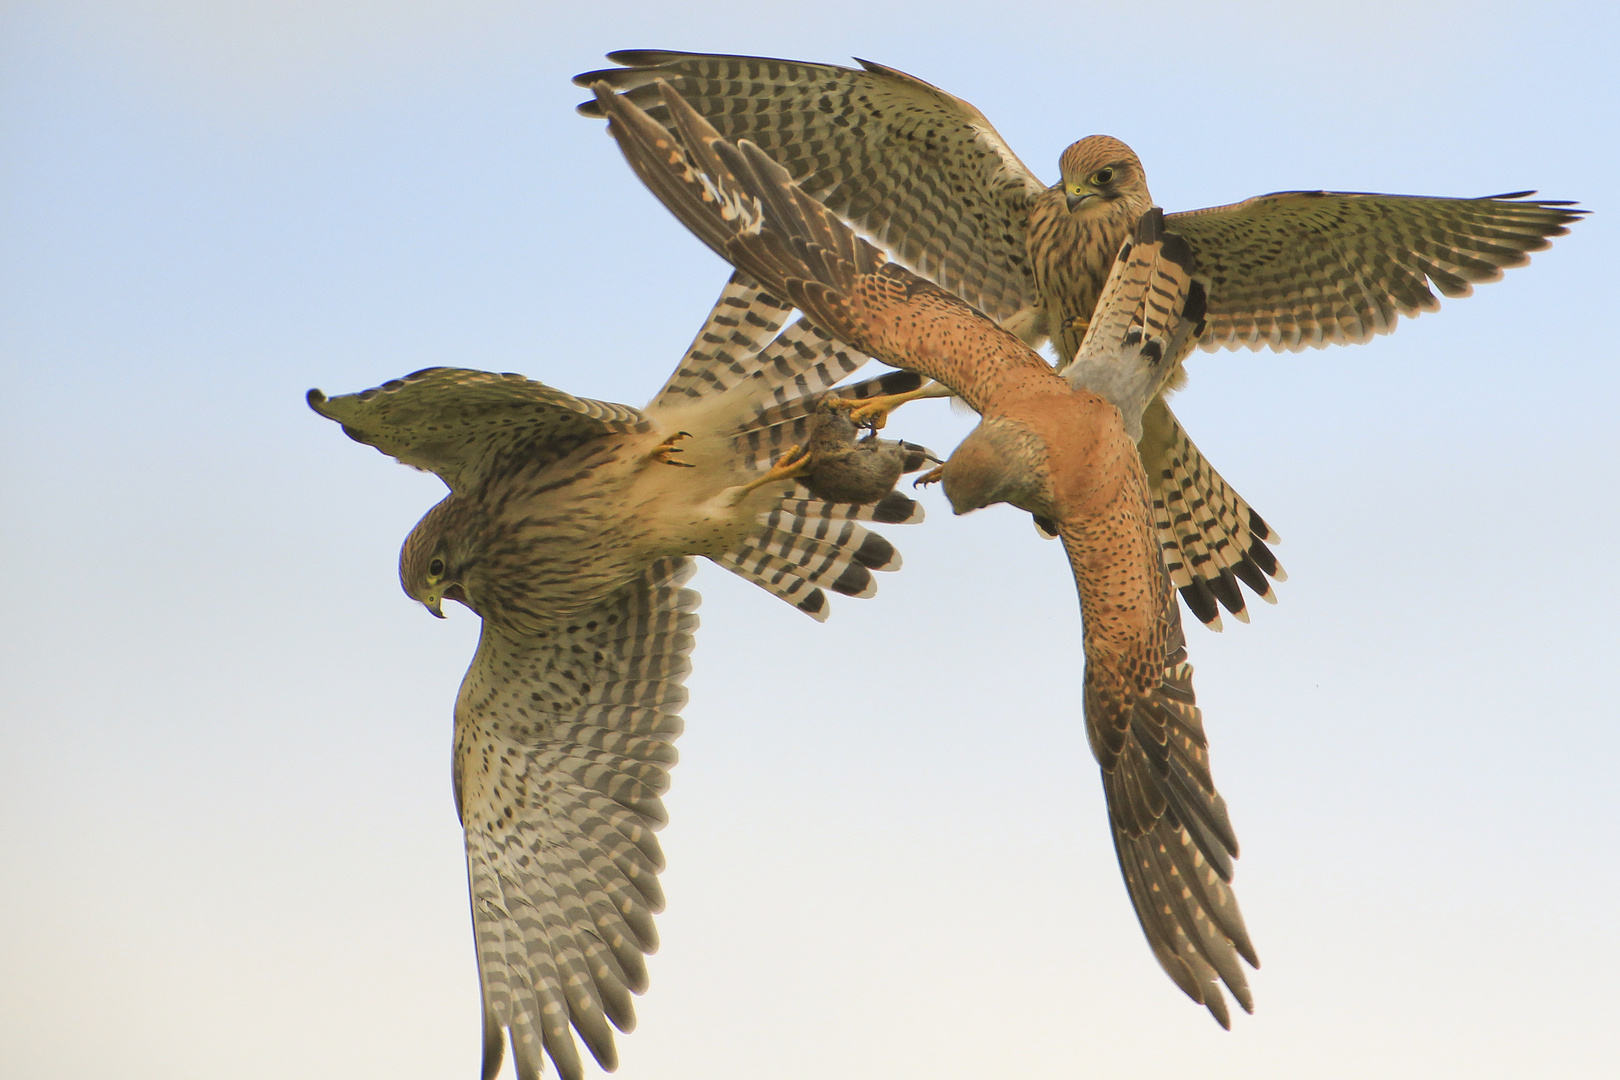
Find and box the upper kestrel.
[310,285,934,1080]
[592,79,1258,1028]
[577,50,1586,626]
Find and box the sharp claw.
[822,395,885,429]
[651,431,694,467]
[912,464,944,488]
[737,443,815,495]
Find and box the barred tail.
[655,273,932,619]
[719,368,930,620]
[1139,398,1284,630]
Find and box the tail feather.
[649,271,795,409]
[1140,398,1283,627]
[725,526,880,598]
[771,490,925,526]
[713,548,841,620]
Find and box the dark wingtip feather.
[1179,578,1221,626]
[829,562,873,597]
[1229,556,1272,598]
[480,1016,505,1080]
[1244,535,1279,578]
[897,441,938,472]
[851,532,897,569]
[607,48,695,65]
[869,491,921,523]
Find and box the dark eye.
[1092,167,1115,185]
[428,558,446,578]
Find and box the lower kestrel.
[309,282,934,1080]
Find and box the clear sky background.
[3,2,1616,1077]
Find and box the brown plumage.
[308,289,936,1080]
[591,80,1257,1026]
[577,50,1585,625]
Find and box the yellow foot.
[651,431,693,467]
[737,443,814,495]
[911,464,944,488]
[826,381,944,430]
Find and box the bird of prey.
[577,50,1586,626]
[308,288,935,1080]
[591,79,1259,1028]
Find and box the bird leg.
[1061,314,1091,339]
[735,443,815,495]
[825,380,952,430]
[912,464,944,488]
[650,431,694,467]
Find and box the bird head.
[1058,136,1149,215]
[399,497,473,618]
[941,417,1052,517]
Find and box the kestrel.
[577,51,1586,626]
[592,80,1258,1027]
[309,288,935,1080]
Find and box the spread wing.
[594,80,1257,1023]
[455,557,697,1080]
[577,51,1050,335]
[307,367,650,494]
[1167,190,1586,351]
[1059,483,1258,1026]
[589,79,1051,410]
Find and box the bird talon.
[737,443,814,495]
[651,431,694,467]
[826,380,950,430]
[822,395,881,429]
[912,464,945,488]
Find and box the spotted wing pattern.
[307,367,649,494]
[456,557,697,1080]
[644,268,933,620]
[1169,190,1586,351]
[577,51,1048,334]
[1053,436,1256,1026]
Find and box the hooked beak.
[1066,191,1095,212]
[424,595,446,618]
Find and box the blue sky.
[3,2,1616,1077]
